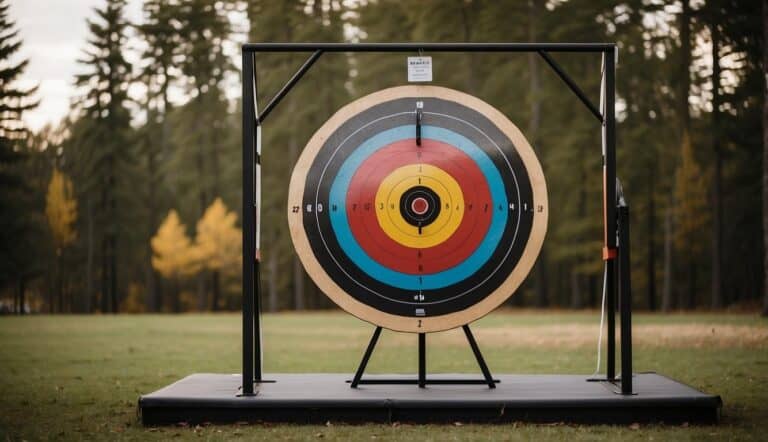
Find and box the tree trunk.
[211,270,221,311]
[647,177,656,311]
[665,0,691,312]
[195,93,208,312]
[570,269,582,309]
[762,0,768,316]
[13,280,19,314]
[100,187,109,314]
[109,154,118,314]
[196,274,207,312]
[209,107,221,313]
[86,195,94,313]
[711,20,723,309]
[293,255,305,310]
[268,253,278,312]
[146,118,159,313]
[688,260,696,309]
[173,277,180,313]
[19,277,25,315]
[662,203,675,311]
[57,253,63,313]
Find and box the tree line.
[0,0,765,314]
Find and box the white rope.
[591,263,608,377]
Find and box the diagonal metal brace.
[257,50,323,124]
[538,51,603,123]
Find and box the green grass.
[1,310,766,441]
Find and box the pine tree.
[763,0,768,317]
[74,0,133,313]
[175,0,233,310]
[763,0,768,316]
[674,132,709,308]
[136,0,183,312]
[0,0,39,313]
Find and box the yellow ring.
[374,164,464,248]
[385,176,453,238]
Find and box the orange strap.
[602,247,617,260]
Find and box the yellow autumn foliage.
[195,198,241,276]
[151,210,199,278]
[45,168,77,253]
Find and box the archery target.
[288,86,547,332]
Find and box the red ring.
[346,139,492,274]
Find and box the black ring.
[399,186,441,227]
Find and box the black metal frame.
[241,42,633,396]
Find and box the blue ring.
[325,125,509,290]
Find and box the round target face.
[288,86,547,332]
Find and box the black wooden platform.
[139,373,721,425]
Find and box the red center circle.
[411,197,429,215]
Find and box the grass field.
[1,310,766,441]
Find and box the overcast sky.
[9,0,246,131]
[10,1,143,130]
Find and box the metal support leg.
[350,327,382,389]
[463,325,496,389]
[418,333,426,389]
[606,259,616,380]
[241,51,257,396]
[618,204,633,394]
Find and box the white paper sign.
[407,56,433,82]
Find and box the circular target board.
[288,86,547,332]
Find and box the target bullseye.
[410,197,428,215]
[288,86,548,332]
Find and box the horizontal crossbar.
[243,42,615,53]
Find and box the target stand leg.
[350,327,382,388]
[348,325,499,389]
[463,325,496,389]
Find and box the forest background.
[0,0,765,315]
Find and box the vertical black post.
[418,333,426,389]
[241,50,256,395]
[603,48,618,381]
[606,260,616,380]
[604,51,617,251]
[350,327,382,388]
[618,204,633,394]
[253,54,264,384]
